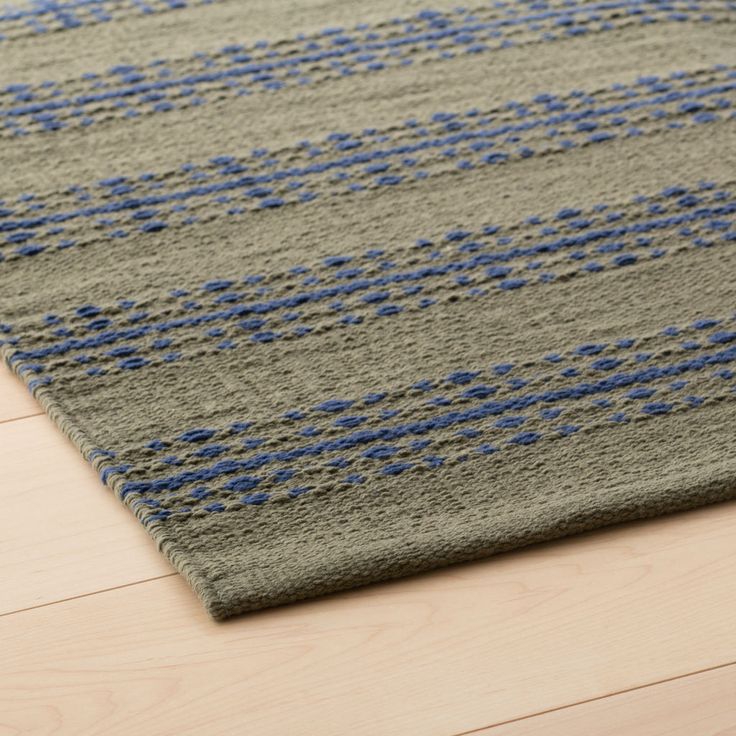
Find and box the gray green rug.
[2,0,736,619]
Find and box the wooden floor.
[1,364,735,736]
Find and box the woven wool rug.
[1,0,736,619]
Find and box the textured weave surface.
[1,0,736,619]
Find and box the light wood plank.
[480,664,736,736]
[1,501,735,736]
[0,363,41,423]
[0,414,173,615]
[2,362,735,732]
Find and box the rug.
[1,0,735,619]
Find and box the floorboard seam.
[0,412,43,425]
[450,659,736,735]
[0,572,178,618]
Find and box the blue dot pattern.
[22,306,732,521]
[2,0,736,618]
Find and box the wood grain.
[480,663,736,736]
[0,413,173,615]
[2,365,735,735]
[0,364,41,423]
[2,499,736,736]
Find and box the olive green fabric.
[1,0,735,618]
